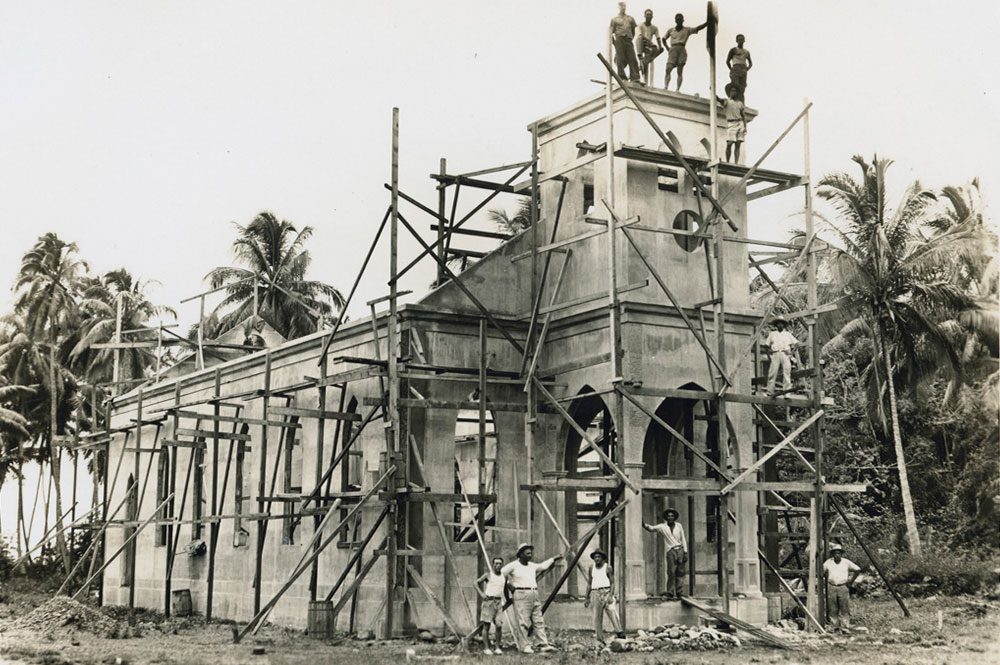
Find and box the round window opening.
[672,210,704,253]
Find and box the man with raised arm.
[643,508,687,599]
[663,13,707,91]
[609,2,641,83]
[502,543,563,653]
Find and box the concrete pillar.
[729,402,762,596]
[622,399,648,600]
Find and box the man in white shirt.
[765,317,799,396]
[501,543,562,653]
[663,13,706,91]
[643,508,687,599]
[476,557,507,655]
[822,543,861,630]
[635,9,663,84]
[583,549,624,642]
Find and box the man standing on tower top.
[635,9,663,85]
[609,2,641,84]
[726,34,753,100]
[663,13,707,91]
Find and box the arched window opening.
[563,387,617,593]
[453,406,497,543]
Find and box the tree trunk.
[16,459,24,557]
[49,337,71,573]
[883,346,922,556]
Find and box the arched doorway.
[641,383,731,597]
[562,386,617,594]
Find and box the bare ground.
[0,593,996,665]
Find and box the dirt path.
[0,595,996,665]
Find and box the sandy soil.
[0,594,996,665]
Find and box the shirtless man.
[609,2,641,83]
[726,34,753,100]
[634,9,663,84]
[663,13,707,91]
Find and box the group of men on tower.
[609,2,751,163]
[609,2,751,97]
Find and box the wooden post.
[197,296,206,370]
[253,351,272,615]
[98,392,111,605]
[165,383,179,615]
[129,388,142,609]
[437,158,447,284]
[804,99,826,629]
[476,319,487,624]
[311,358,328,601]
[112,295,122,396]
[206,369,221,620]
[384,107,401,639]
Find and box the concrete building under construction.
[79,46,874,641]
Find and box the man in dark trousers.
[726,34,753,99]
[643,508,687,599]
[609,2,641,83]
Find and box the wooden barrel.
[307,600,334,639]
[171,589,192,617]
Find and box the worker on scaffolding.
[663,13,707,91]
[643,508,687,599]
[635,9,663,85]
[502,543,562,653]
[726,34,752,100]
[717,83,747,163]
[610,2,641,84]
[764,317,800,396]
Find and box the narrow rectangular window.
[657,168,679,192]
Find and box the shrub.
[888,547,997,596]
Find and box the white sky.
[0,0,997,549]
[1,0,997,329]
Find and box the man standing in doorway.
[822,543,861,630]
[643,508,687,599]
[663,13,707,91]
[609,2,641,83]
[635,9,663,84]
[726,34,752,100]
[502,543,562,653]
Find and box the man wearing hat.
[643,508,687,599]
[583,548,624,642]
[822,543,861,630]
[501,543,562,653]
[765,317,799,396]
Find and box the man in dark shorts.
[609,2,641,83]
[663,13,706,91]
[726,34,753,100]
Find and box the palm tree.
[12,233,85,572]
[487,198,535,235]
[817,155,980,556]
[204,212,345,340]
[69,268,177,384]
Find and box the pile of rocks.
[604,624,741,653]
[14,596,129,639]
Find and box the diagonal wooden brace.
[720,410,824,495]
[533,377,639,493]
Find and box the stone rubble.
[14,596,129,639]
[600,622,742,652]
